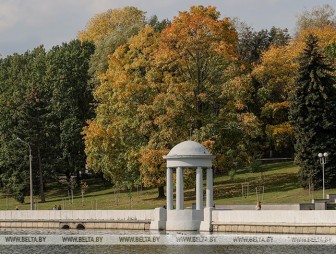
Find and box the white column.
[206,167,213,208]
[176,167,184,210]
[196,167,203,210]
[166,167,173,210]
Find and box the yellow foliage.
[295,26,336,49]
[78,7,145,43]
[222,65,253,110]
[235,102,246,111]
[265,122,293,149]
[261,101,289,119]
[157,5,238,76]
[253,44,299,99]
[202,139,215,153]
[254,26,336,103]
[251,24,336,152]
[139,149,169,188]
[83,26,161,185]
[237,113,261,137]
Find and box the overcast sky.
[0,0,335,57]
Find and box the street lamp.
[17,137,33,210]
[318,152,328,199]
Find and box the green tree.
[46,40,94,184]
[0,40,94,202]
[325,41,336,65]
[0,47,54,203]
[147,15,171,32]
[19,46,49,203]
[289,34,336,189]
[236,23,290,66]
[0,53,30,202]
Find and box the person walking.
[256,201,261,210]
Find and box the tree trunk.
[38,146,45,203]
[158,186,165,198]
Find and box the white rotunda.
[163,140,215,231]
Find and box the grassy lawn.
[214,162,324,205]
[0,162,332,210]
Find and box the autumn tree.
[79,7,147,92]
[143,6,262,177]
[251,44,298,157]
[250,9,336,158]
[78,7,146,43]
[139,149,169,198]
[84,6,243,193]
[83,27,160,189]
[228,24,291,158]
[155,5,238,139]
[83,5,242,193]
[289,34,336,189]
[295,4,336,36]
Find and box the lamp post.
[17,137,33,210]
[318,152,328,199]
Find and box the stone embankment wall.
[212,210,336,234]
[0,210,153,230]
[1,209,336,234]
[215,204,300,210]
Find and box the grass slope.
[0,162,331,210]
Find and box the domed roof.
[167,140,211,157]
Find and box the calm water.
[0,229,334,254]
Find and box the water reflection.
[0,229,334,254]
[1,244,334,254]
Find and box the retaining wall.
[0,210,153,230]
[212,210,336,234]
[215,204,300,210]
[2,209,336,233]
